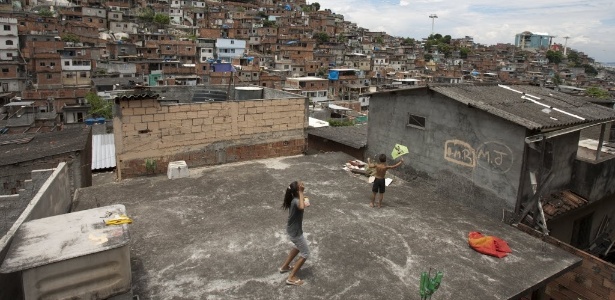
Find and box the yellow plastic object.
[104,214,133,226]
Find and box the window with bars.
[407,113,425,129]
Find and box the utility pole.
[429,14,438,35]
[563,36,570,56]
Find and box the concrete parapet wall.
[114,97,308,178]
[0,163,72,300]
[516,223,615,300]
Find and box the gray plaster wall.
[0,163,72,300]
[367,88,527,219]
[517,133,580,208]
[573,156,615,202]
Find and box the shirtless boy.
[367,154,403,208]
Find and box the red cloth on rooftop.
[468,231,512,258]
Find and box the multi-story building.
[515,31,553,50]
[285,76,328,102]
[216,38,246,62]
[0,18,24,93]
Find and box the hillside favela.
[1,0,615,299]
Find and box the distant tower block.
[167,160,189,179]
[563,36,570,56]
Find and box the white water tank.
[234,86,263,100]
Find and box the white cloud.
[316,0,615,62]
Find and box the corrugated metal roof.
[430,84,615,130]
[92,134,116,170]
[0,127,90,166]
[542,190,588,220]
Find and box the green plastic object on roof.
[419,269,443,300]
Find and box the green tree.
[86,92,112,119]
[567,51,580,66]
[38,8,53,17]
[262,20,276,27]
[582,64,598,76]
[153,13,170,25]
[61,33,80,43]
[138,7,155,22]
[437,44,451,57]
[586,86,610,99]
[552,73,562,86]
[401,38,415,45]
[313,32,330,44]
[546,50,563,64]
[375,36,384,44]
[442,35,452,44]
[424,53,433,61]
[311,2,320,11]
[459,47,470,59]
[328,119,354,127]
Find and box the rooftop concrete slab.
[73,152,581,300]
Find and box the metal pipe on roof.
[525,119,613,143]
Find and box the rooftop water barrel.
[85,118,96,125]
[234,87,263,100]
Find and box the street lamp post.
[429,14,438,35]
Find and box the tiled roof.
[307,124,367,149]
[542,190,588,220]
[113,93,159,101]
[430,84,615,130]
[0,126,90,166]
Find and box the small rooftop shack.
[367,84,615,236]
[72,152,580,299]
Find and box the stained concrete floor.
[73,152,580,300]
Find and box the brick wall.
[516,223,615,300]
[113,96,308,179]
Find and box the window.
[3,25,10,31]
[5,40,13,45]
[64,61,70,66]
[80,72,87,78]
[50,62,55,66]
[1,68,8,72]
[46,74,52,79]
[231,40,234,44]
[6,53,12,57]
[407,114,426,129]
[39,62,46,66]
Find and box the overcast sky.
[311,0,615,63]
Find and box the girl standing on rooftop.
[279,181,309,286]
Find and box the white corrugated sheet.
[309,117,329,128]
[92,134,116,170]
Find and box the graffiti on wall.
[444,139,513,173]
